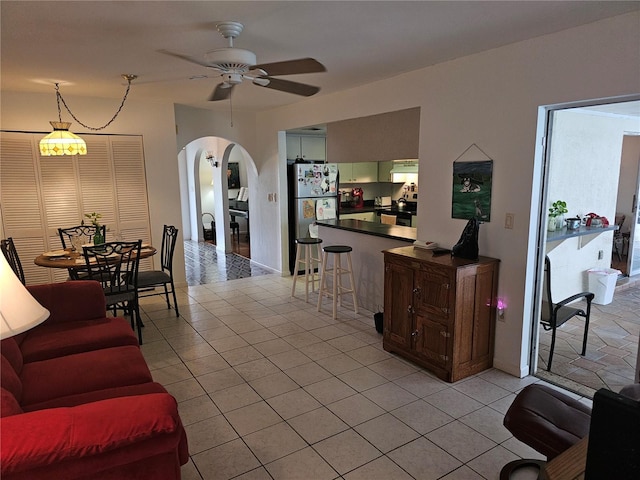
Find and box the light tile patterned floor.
[137,241,589,479]
[537,279,640,397]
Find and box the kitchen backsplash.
[339,181,414,202]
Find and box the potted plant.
[548,200,568,232]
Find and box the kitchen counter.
[316,221,417,313]
[317,218,417,242]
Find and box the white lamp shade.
[0,254,50,339]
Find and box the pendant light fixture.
[39,74,137,156]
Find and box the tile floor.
[537,278,640,398]
[133,241,594,480]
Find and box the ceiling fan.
[160,21,326,101]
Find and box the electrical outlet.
[267,193,273,202]
[505,213,514,229]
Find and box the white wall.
[2,12,639,378]
[546,109,640,299]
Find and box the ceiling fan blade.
[158,49,212,68]
[251,58,326,76]
[209,83,234,101]
[256,77,320,97]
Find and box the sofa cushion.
[0,356,22,403]
[1,393,185,480]
[23,382,169,412]
[1,387,22,417]
[20,346,153,408]
[27,281,106,324]
[1,338,23,375]
[20,317,139,363]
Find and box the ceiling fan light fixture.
[39,121,87,156]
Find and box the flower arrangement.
[84,212,102,227]
[84,212,104,244]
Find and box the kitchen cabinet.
[383,246,499,382]
[286,135,326,161]
[340,212,376,222]
[338,162,378,183]
[378,161,393,182]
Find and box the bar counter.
[316,218,417,242]
[316,219,416,313]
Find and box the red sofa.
[1,281,189,480]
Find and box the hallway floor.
[131,241,598,479]
[537,278,640,397]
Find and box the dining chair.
[612,213,626,261]
[540,255,594,371]
[136,225,180,317]
[1,237,26,285]
[59,224,108,280]
[58,224,107,248]
[202,213,215,241]
[83,240,143,343]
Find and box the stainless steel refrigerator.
[288,162,339,274]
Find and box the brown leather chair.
[501,383,640,479]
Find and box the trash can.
[588,268,621,305]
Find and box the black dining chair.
[58,224,107,249]
[83,240,143,343]
[1,237,26,285]
[136,225,180,317]
[541,255,594,371]
[59,224,108,280]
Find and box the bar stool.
[317,245,358,319]
[291,237,324,302]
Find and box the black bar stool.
[291,237,323,302]
[317,245,358,319]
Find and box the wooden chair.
[1,237,26,285]
[136,225,180,317]
[541,256,594,371]
[83,240,143,343]
[380,214,396,225]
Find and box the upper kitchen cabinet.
[286,135,326,161]
[339,162,378,183]
[327,107,420,163]
[378,161,393,182]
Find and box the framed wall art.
[452,153,493,221]
[227,163,240,189]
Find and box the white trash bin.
[587,268,621,305]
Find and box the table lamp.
[0,254,50,339]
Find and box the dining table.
[34,244,157,278]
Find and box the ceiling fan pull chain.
[229,94,234,128]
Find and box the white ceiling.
[2,1,638,112]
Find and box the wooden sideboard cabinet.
[383,246,499,382]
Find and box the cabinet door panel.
[414,315,449,368]
[414,268,454,320]
[384,262,414,348]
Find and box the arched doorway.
[178,136,257,257]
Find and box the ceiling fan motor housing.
[204,48,256,73]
